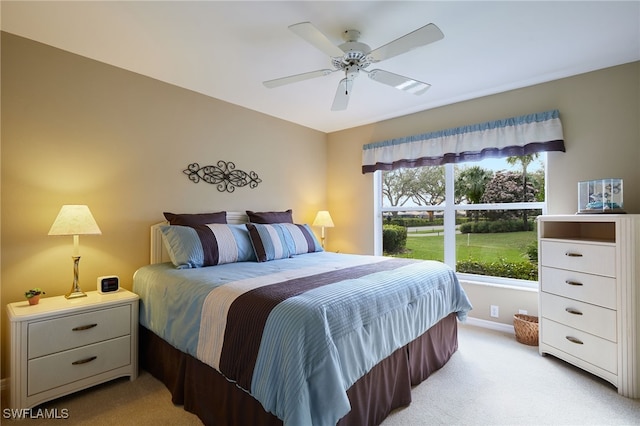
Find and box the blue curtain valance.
[362,109,565,174]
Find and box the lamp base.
[65,290,87,299]
[65,255,88,299]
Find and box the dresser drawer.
[541,318,617,374]
[540,292,617,341]
[28,335,131,396]
[540,266,616,309]
[28,305,131,359]
[540,240,616,277]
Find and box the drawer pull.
[565,307,583,315]
[565,252,583,257]
[72,323,98,331]
[565,336,584,345]
[72,356,97,365]
[565,280,583,286]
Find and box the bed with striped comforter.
[133,251,472,426]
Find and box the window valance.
[362,109,565,174]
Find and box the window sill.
[456,273,539,292]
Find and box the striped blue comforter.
[133,252,472,425]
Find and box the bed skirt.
[139,312,459,426]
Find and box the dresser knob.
[565,252,583,257]
[565,280,583,286]
[72,356,97,365]
[565,336,584,345]
[72,323,97,331]
[565,307,583,315]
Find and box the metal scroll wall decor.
[183,161,262,193]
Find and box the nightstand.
[6,289,139,409]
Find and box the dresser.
[538,214,639,397]
[6,290,139,409]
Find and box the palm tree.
[456,166,493,222]
[506,154,539,227]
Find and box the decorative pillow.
[160,224,255,269]
[163,211,227,226]
[246,209,293,224]
[246,223,323,262]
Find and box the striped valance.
[362,110,565,174]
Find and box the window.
[375,154,546,288]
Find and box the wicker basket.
[513,314,539,346]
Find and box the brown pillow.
[246,209,293,224]
[163,211,227,226]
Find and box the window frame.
[374,161,547,290]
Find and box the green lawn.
[395,231,537,263]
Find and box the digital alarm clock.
[97,276,120,294]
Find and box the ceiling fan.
[263,22,444,111]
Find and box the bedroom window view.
[379,154,546,285]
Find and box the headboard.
[150,211,249,264]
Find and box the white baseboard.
[465,316,515,334]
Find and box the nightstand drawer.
[540,266,616,309]
[28,305,131,359]
[28,335,131,396]
[540,292,616,341]
[541,318,617,374]
[540,240,615,277]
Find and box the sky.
[458,154,545,173]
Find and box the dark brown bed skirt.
[139,312,459,426]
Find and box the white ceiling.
[2,1,639,133]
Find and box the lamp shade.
[48,205,102,236]
[312,210,334,228]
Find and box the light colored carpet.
[2,324,639,425]
[383,324,640,425]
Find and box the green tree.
[382,167,446,219]
[382,168,417,209]
[408,166,446,208]
[455,165,493,222]
[481,171,537,221]
[506,154,539,226]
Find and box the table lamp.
[48,205,102,299]
[312,210,334,248]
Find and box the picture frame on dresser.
[537,214,639,398]
[6,289,139,410]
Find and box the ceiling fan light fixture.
[345,64,360,79]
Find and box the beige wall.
[327,61,640,323]
[0,33,328,378]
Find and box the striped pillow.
[246,223,323,262]
[160,224,256,269]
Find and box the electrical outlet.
[519,309,528,315]
[490,305,499,318]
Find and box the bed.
[133,211,472,425]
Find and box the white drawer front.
[540,266,617,309]
[540,240,616,277]
[28,335,131,396]
[540,292,617,341]
[28,305,131,359]
[541,318,617,374]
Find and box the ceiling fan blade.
[367,69,431,95]
[331,78,353,111]
[368,23,444,62]
[263,69,334,88]
[289,22,345,58]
